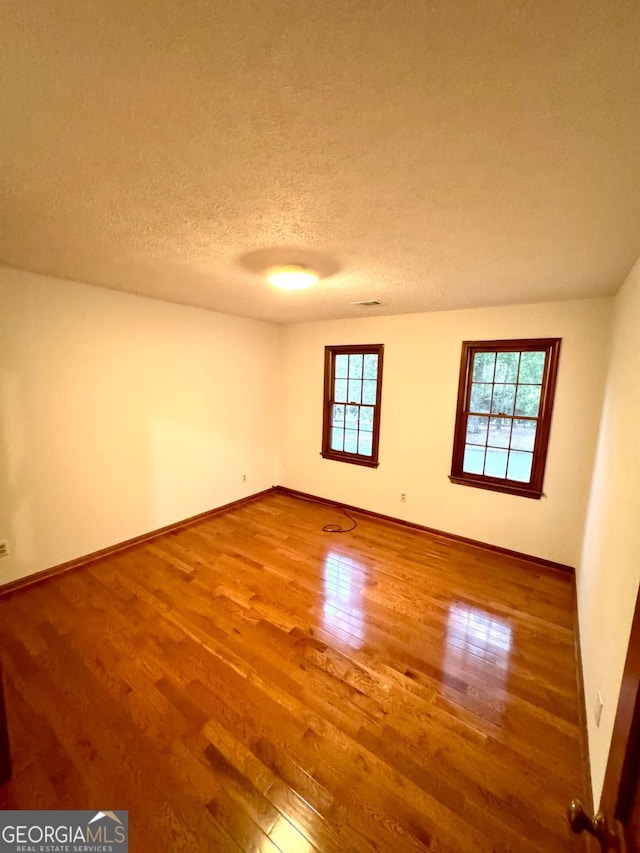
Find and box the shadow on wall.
[0,313,156,585]
[0,367,37,582]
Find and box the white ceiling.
[1,1,640,324]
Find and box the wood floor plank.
[0,492,586,851]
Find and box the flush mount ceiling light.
[266,264,319,291]
[239,247,340,290]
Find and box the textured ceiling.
[1,1,640,324]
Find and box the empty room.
[1,1,640,851]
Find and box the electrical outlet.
[400,493,407,503]
[242,473,247,482]
[0,540,9,558]
[594,691,604,727]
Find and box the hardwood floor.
[0,492,586,852]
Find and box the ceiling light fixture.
[267,264,319,291]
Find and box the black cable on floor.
[322,507,357,534]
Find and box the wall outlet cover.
[594,691,604,727]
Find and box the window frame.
[321,343,384,468]
[449,338,561,499]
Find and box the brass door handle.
[567,799,616,852]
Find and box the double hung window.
[322,344,384,467]
[450,338,561,498]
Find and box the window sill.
[321,451,379,469]
[448,474,543,499]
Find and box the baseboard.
[1,482,574,598]
[572,574,595,819]
[573,581,599,853]
[274,485,575,574]
[0,487,276,598]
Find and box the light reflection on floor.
[269,814,316,853]
[444,602,513,683]
[322,551,366,648]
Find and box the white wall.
[0,269,281,585]
[281,299,612,567]
[577,259,640,808]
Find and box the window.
[322,344,384,467]
[450,338,561,499]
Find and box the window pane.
[349,354,363,379]
[463,445,485,474]
[519,351,545,384]
[495,351,519,383]
[362,379,377,405]
[363,354,378,379]
[487,417,512,448]
[331,428,344,451]
[491,384,515,415]
[473,352,496,382]
[332,404,345,426]
[470,383,492,413]
[345,405,359,428]
[515,385,541,417]
[335,354,348,379]
[358,432,373,456]
[466,415,488,446]
[485,448,508,478]
[360,406,374,431]
[347,379,362,404]
[507,450,533,482]
[511,421,536,451]
[334,379,347,403]
[344,429,358,453]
